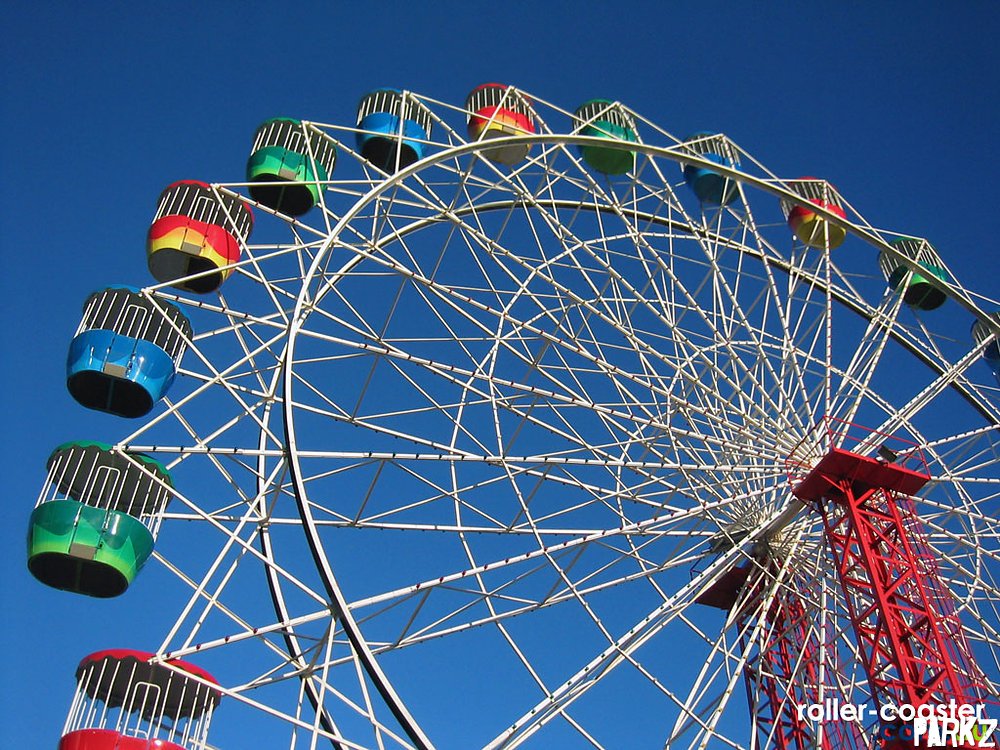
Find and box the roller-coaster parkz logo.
[798,699,997,747]
[880,703,996,748]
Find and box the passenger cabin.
[356,89,432,173]
[67,287,192,418]
[878,237,948,310]
[58,649,220,750]
[147,181,254,293]
[246,118,338,217]
[779,178,847,250]
[680,132,739,206]
[465,84,536,165]
[28,442,172,597]
[572,99,638,175]
[973,314,1000,361]
[972,313,1000,386]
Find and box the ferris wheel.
[28,86,1000,750]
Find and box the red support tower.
[742,577,833,750]
[697,563,866,750]
[789,419,992,750]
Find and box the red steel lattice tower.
[742,579,845,750]
[698,562,865,750]
[788,419,992,749]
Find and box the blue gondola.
[66,286,192,418]
[356,89,432,173]
[973,315,1000,360]
[681,132,739,206]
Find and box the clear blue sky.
[3,3,998,748]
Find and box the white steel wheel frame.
[81,90,999,750]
